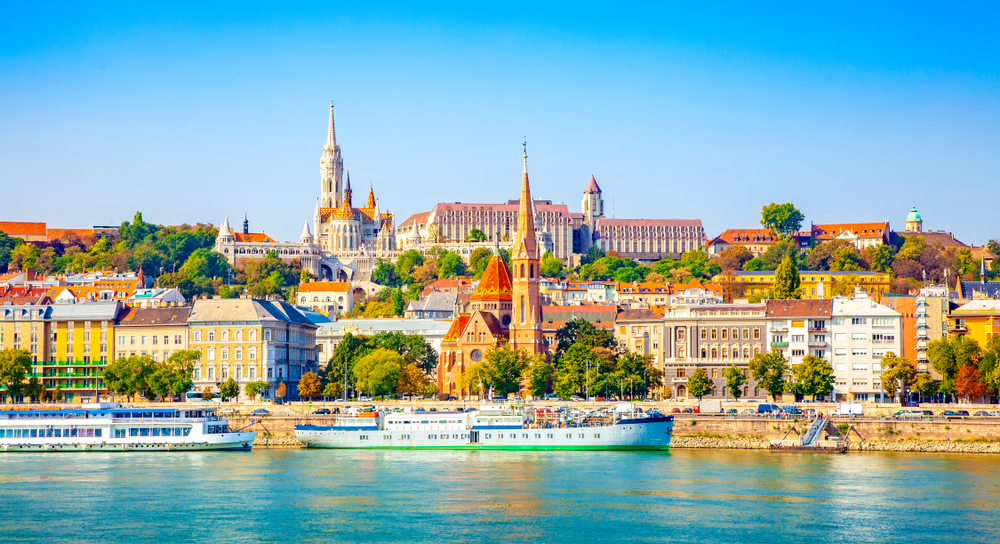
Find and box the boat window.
[130,428,139,437]
[595,434,600,439]
[140,428,150,436]
[152,428,160,436]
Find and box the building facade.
[187,298,318,400]
[720,270,891,300]
[830,292,902,402]
[660,304,767,400]
[114,307,190,363]
[763,299,832,369]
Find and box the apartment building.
[764,299,832,367]
[830,292,902,402]
[115,307,190,362]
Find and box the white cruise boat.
[295,404,673,451]
[0,404,256,452]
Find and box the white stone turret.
[300,220,313,244]
[217,216,234,243]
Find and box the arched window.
[520,264,525,278]
[249,330,256,341]
[235,330,242,341]
[520,296,525,324]
[207,347,215,361]
[208,331,215,342]
[700,348,707,358]
[529,264,534,278]
[221,330,229,341]
[193,331,201,342]
[711,348,718,358]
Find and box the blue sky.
[2,3,998,244]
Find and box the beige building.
[187,298,318,400]
[660,303,767,400]
[296,281,354,315]
[114,307,190,362]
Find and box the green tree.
[0,348,32,402]
[0,229,24,273]
[748,351,789,401]
[552,343,592,399]
[24,377,45,402]
[389,289,405,316]
[928,335,982,396]
[880,352,916,404]
[202,386,215,401]
[437,251,466,279]
[526,355,553,398]
[371,258,401,287]
[460,361,485,398]
[482,346,532,397]
[686,368,713,401]
[395,249,424,284]
[467,228,487,242]
[52,384,64,403]
[469,247,494,278]
[760,202,804,237]
[102,355,156,401]
[614,267,639,283]
[911,372,938,400]
[244,380,268,401]
[865,244,896,274]
[553,319,616,360]
[298,371,322,400]
[723,366,747,400]
[219,378,240,401]
[322,382,341,400]
[8,243,41,271]
[772,255,801,299]
[540,251,563,278]
[789,355,835,400]
[896,235,927,261]
[715,245,754,272]
[352,349,404,397]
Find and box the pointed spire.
[314,198,321,217]
[344,170,353,206]
[513,141,538,259]
[366,183,376,209]
[300,219,312,242]
[218,216,232,240]
[327,101,336,147]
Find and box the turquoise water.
[1,449,998,543]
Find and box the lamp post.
[586,360,591,402]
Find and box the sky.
[2,3,999,244]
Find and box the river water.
[1,449,998,543]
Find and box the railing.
[807,341,826,347]
[770,341,789,347]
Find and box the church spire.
[512,142,538,259]
[510,141,543,355]
[366,183,376,209]
[344,170,353,206]
[327,101,336,147]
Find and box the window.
[235,330,242,341]
[791,349,805,357]
[152,335,158,345]
[221,348,229,360]
[141,336,147,345]
[130,336,136,345]
[249,330,257,341]
[249,347,257,360]
[208,331,215,341]
[835,348,847,356]
[753,329,760,340]
[852,363,868,371]
[721,329,727,340]
[676,368,686,378]
[677,329,685,340]
[700,330,707,340]
[791,335,804,342]
[118,335,125,345]
[711,369,718,378]
[851,318,867,325]
[193,331,201,342]
[711,329,717,340]
[834,333,846,341]
[222,330,229,341]
[851,348,867,356]
[235,347,243,360]
[207,347,215,361]
[742,329,749,340]
[851,333,868,341]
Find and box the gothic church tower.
[510,146,544,355]
[320,102,344,208]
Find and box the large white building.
[830,291,902,402]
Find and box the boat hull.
[0,431,257,453]
[295,418,672,451]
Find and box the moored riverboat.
[0,403,256,452]
[295,403,673,450]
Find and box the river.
[1,449,998,543]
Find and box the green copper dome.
[906,206,922,222]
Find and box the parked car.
[414,408,426,413]
[974,411,990,417]
[570,395,584,402]
[446,395,458,401]
[780,406,803,416]
[358,396,372,402]
[313,408,331,415]
[957,410,970,416]
[250,409,269,416]
[942,410,961,417]
[219,408,237,415]
[726,408,738,415]
[989,411,1000,417]
[757,403,780,414]
[681,408,694,414]
[671,408,681,414]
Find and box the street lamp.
[586,360,591,402]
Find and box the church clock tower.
[510,145,544,355]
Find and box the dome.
[906,206,922,223]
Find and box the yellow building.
[114,307,190,362]
[948,300,1000,346]
[717,271,891,300]
[1,301,123,403]
[187,298,318,400]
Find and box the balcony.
[808,326,827,332]
[807,341,826,347]
[671,377,689,383]
[770,341,789,348]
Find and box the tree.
[911,373,938,400]
[460,361,485,398]
[772,255,801,299]
[865,244,895,274]
[275,382,287,402]
[24,377,45,402]
[467,228,487,242]
[540,251,563,278]
[219,378,240,401]
[482,346,532,397]
[686,368,713,401]
[469,248,494,278]
[0,230,24,273]
[723,366,746,400]
[371,258,401,287]
[789,355,835,400]
[52,384,63,403]
[553,319,616,360]
[296,371,322,400]
[748,351,789,401]
[202,386,215,401]
[396,363,432,397]
[880,353,916,404]
[322,382,340,400]
[928,335,982,395]
[760,203,804,237]
[352,349,404,397]
[526,356,553,398]
[955,364,989,403]
[437,251,466,279]
[244,381,268,401]
[102,355,156,401]
[715,245,754,272]
[0,348,32,402]
[395,249,424,283]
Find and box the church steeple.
[510,142,543,355]
[319,102,344,208]
[366,183,376,209]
